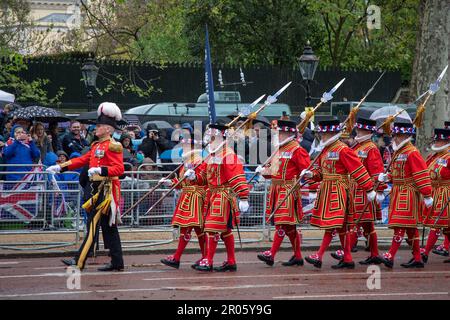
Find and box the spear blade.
[266,81,292,104]
[321,78,346,103]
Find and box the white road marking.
[273,292,449,299]
[143,270,450,282]
[0,261,30,265]
[0,283,307,298]
[0,270,165,279]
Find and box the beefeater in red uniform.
[47,102,125,271]
[195,124,250,272]
[421,125,450,264]
[331,117,387,265]
[160,135,207,269]
[378,121,433,268]
[303,118,376,269]
[256,120,310,267]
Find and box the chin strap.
[392,137,412,151]
[431,143,450,152]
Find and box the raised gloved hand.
[378,173,389,183]
[46,165,61,174]
[159,178,173,187]
[88,167,102,177]
[301,169,313,179]
[366,190,376,202]
[255,165,265,174]
[239,200,250,212]
[424,197,434,208]
[183,169,196,181]
[376,192,386,204]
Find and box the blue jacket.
[3,126,41,181]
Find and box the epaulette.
[108,138,123,153]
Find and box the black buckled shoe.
[98,263,124,272]
[160,257,180,269]
[400,260,424,268]
[195,260,213,272]
[432,247,449,257]
[281,256,304,266]
[191,259,201,270]
[257,252,275,266]
[213,261,237,272]
[331,252,343,261]
[61,258,76,266]
[359,256,383,265]
[381,256,394,269]
[421,253,428,264]
[305,255,322,269]
[331,260,355,269]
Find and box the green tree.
[183,0,324,67]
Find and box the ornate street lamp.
[81,57,99,111]
[298,41,319,109]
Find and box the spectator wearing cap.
[120,133,135,156]
[57,150,69,163]
[61,121,89,157]
[31,122,53,163]
[3,125,40,181]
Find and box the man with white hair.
[47,102,125,272]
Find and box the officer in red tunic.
[160,136,207,269]
[303,118,375,269]
[421,125,450,263]
[378,122,433,268]
[195,124,250,272]
[256,120,310,267]
[331,117,386,264]
[47,102,125,271]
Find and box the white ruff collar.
[274,135,295,148]
[319,132,342,149]
[431,143,450,152]
[355,133,372,144]
[393,137,412,151]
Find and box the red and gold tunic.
[310,140,374,229]
[60,137,124,225]
[422,147,450,229]
[263,140,310,225]
[387,142,432,228]
[203,146,249,233]
[351,140,386,222]
[171,151,207,228]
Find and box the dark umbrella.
[10,106,70,123]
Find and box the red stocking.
[221,230,236,265]
[173,227,192,261]
[285,225,302,259]
[194,227,206,259]
[387,228,405,260]
[270,225,286,258]
[206,232,219,265]
[424,229,439,255]
[317,230,334,260]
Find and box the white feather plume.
[98,102,122,121]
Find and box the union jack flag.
[0,167,43,221]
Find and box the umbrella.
[10,106,70,123]
[77,111,129,126]
[143,120,173,130]
[370,105,412,127]
[0,90,14,102]
[225,112,270,126]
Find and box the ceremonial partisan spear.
[265,78,347,222]
[355,65,448,228]
[143,82,293,219]
[122,94,266,217]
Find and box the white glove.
[46,165,61,174]
[239,200,250,213]
[378,173,389,182]
[255,165,265,174]
[309,192,317,201]
[88,167,102,177]
[424,197,434,208]
[183,169,196,181]
[367,190,376,202]
[301,169,313,178]
[159,178,172,187]
[376,192,385,204]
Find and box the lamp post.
[298,41,319,111]
[81,57,99,111]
